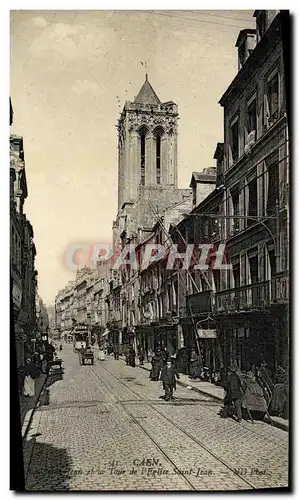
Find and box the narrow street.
[23,344,288,491]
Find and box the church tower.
[116,76,179,212]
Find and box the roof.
[189,168,217,186]
[134,77,161,105]
[219,13,281,107]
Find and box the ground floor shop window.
[236,327,249,371]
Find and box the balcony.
[215,281,270,314]
[271,271,289,304]
[186,290,214,316]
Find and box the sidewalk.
[137,360,289,432]
[20,373,47,439]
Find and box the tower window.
[140,130,146,185]
[156,134,161,184]
[155,128,164,185]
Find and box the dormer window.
[236,30,256,70]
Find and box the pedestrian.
[162,347,169,365]
[41,355,48,374]
[160,356,180,401]
[147,348,153,364]
[23,358,36,397]
[128,346,136,367]
[269,365,288,418]
[242,371,268,420]
[177,347,188,375]
[189,348,201,380]
[223,361,243,422]
[138,346,145,366]
[113,344,120,360]
[124,344,130,365]
[149,349,163,381]
[18,366,25,394]
[45,342,55,362]
[98,346,105,361]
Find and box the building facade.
[10,104,39,367]
[214,10,289,373]
[176,11,289,374]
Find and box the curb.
[138,364,288,432]
[22,374,48,441]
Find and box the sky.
[10,9,255,306]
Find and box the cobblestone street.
[23,344,289,491]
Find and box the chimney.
[235,29,257,70]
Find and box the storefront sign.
[12,283,22,309]
[196,329,217,339]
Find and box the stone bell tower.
[116,76,179,212]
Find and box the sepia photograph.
[10,8,290,492]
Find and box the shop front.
[154,325,178,355]
[217,312,278,374]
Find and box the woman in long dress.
[189,349,201,379]
[98,348,105,361]
[242,371,268,420]
[23,358,35,397]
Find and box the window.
[156,133,161,184]
[188,222,194,244]
[209,208,220,240]
[231,186,240,231]
[140,129,146,185]
[229,117,239,164]
[266,72,279,124]
[267,160,279,215]
[248,252,258,284]
[238,42,246,69]
[248,178,258,225]
[201,217,209,238]
[257,11,267,42]
[233,262,240,288]
[246,98,257,137]
[268,248,276,277]
[212,269,220,292]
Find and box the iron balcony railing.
[215,281,270,313]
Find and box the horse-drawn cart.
[78,347,94,365]
[47,358,63,375]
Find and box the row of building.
[55,10,289,375]
[10,99,49,367]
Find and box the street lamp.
[183,210,280,257]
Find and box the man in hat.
[160,356,180,401]
[223,361,243,422]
